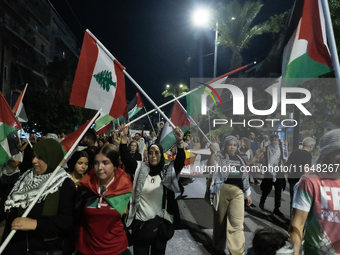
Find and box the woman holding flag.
[0,139,76,255]
[119,124,185,255]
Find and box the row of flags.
[0,0,337,167]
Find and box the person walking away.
[289,129,340,255]
[287,137,315,213]
[259,134,285,216]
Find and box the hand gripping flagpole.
[0,110,101,254]
[173,97,212,145]
[85,29,176,129]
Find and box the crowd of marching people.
[0,126,340,255]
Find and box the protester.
[119,124,185,255]
[79,128,98,171]
[289,129,340,255]
[193,136,201,149]
[246,228,294,255]
[287,137,315,212]
[208,135,252,255]
[128,140,142,161]
[238,137,253,164]
[67,150,89,187]
[0,139,75,255]
[259,134,285,216]
[205,135,220,152]
[260,135,271,149]
[74,144,133,255]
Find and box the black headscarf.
[147,143,165,176]
[33,139,65,174]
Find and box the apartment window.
[41,44,45,54]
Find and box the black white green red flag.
[282,0,333,87]
[160,101,190,153]
[0,92,22,165]
[70,30,127,118]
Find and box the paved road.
[160,176,292,255]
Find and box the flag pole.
[0,110,101,254]
[174,97,211,144]
[21,129,33,148]
[123,70,176,129]
[320,0,340,99]
[85,29,177,128]
[144,106,156,133]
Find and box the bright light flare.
[192,8,210,27]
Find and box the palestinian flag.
[94,114,115,134]
[94,92,144,134]
[13,84,28,122]
[115,92,145,124]
[70,30,127,118]
[282,0,332,87]
[0,92,22,165]
[159,101,190,153]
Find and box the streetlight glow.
[166,84,170,88]
[180,84,183,88]
[192,8,210,27]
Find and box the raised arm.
[173,127,185,175]
[119,124,138,174]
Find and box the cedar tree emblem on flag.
[93,70,116,92]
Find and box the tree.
[213,0,287,69]
[23,58,95,134]
[162,84,189,98]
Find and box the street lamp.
[192,8,235,78]
[192,7,218,78]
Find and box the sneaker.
[273,208,284,217]
[259,203,264,210]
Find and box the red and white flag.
[70,30,127,118]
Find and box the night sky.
[49,0,295,116]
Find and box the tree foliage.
[162,84,189,98]
[213,0,288,69]
[23,57,95,134]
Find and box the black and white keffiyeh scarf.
[4,167,71,212]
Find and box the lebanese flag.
[61,113,99,154]
[160,101,190,153]
[0,92,22,165]
[13,84,28,122]
[282,0,332,87]
[70,30,127,118]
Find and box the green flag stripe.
[160,126,190,152]
[0,139,11,165]
[284,53,332,87]
[0,123,18,142]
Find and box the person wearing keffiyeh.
[208,135,252,255]
[259,134,285,217]
[0,139,76,255]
